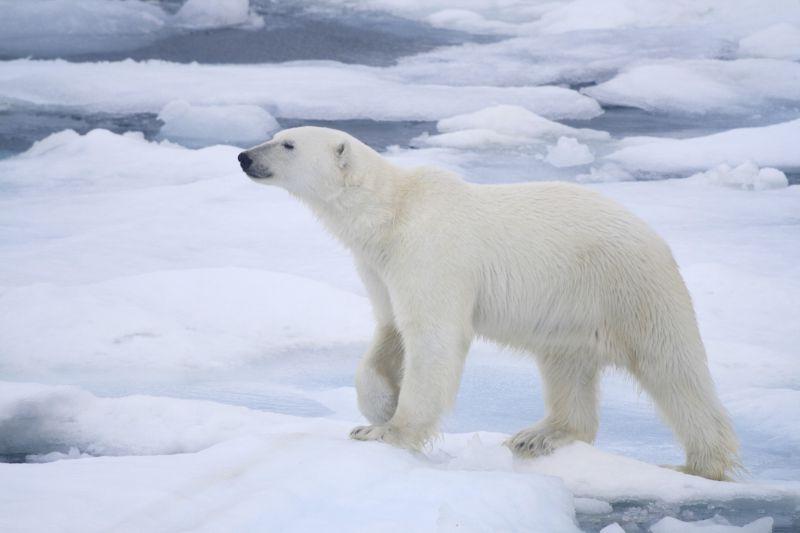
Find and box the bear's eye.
[282,141,294,150]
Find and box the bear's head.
[238,126,370,205]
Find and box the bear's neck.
[308,164,410,265]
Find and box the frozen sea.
[1,1,799,532]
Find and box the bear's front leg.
[351,318,472,450]
[506,350,600,457]
[354,324,403,424]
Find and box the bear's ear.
[335,140,349,170]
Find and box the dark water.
[0,106,436,154]
[578,498,799,532]
[562,106,800,140]
[0,108,163,155]
[0,2,493,66]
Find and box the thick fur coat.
[240,126,739,480]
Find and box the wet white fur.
[242,127,739,480]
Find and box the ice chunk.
[0,383,581,532]
[26,447,91,463]
[157,100,279,147]
[599,524,626,533]
[606,119,800,175]
[0,59,602,121]
[415,106,608,150]
[574,497,613,514]
[389,23,735,88]
[650,515,773,533]
[519,441,797,503]
[3,381,798,533]
[437,105,609,142]
[412,129,529,149]
[544,137,595,168]
[424,9,518,34]
[739,23,800,60]
[583,59,800,115]
[173,0,264,30]
[576,163,633,183]
[0,128,239,192]
[687,163,789,191]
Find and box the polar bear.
[238,127,739,480]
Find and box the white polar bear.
[239,127,739,480]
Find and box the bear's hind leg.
[508,351,600,457]
[632,336,740,480]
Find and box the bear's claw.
[350,424,391,442]
[506,425,575,458]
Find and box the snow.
[521,441,795,503]
[739,23,800,61]
[0,268,372,375]
[544,137,595,168]
[606,119,800,176]
[0,129,237,193]
[0,382,795,532]
[1,128,799,532]
[0,59,602,121]
[173,0,264,30]
[0,383,582,533]
[583,59,800,115]
[157,100,279,147]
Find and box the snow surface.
[1,128,799,531]
[0,382,795,532]
[0,384,580,533]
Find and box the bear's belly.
[472,280,608,356]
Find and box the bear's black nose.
[238,152,253,171]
